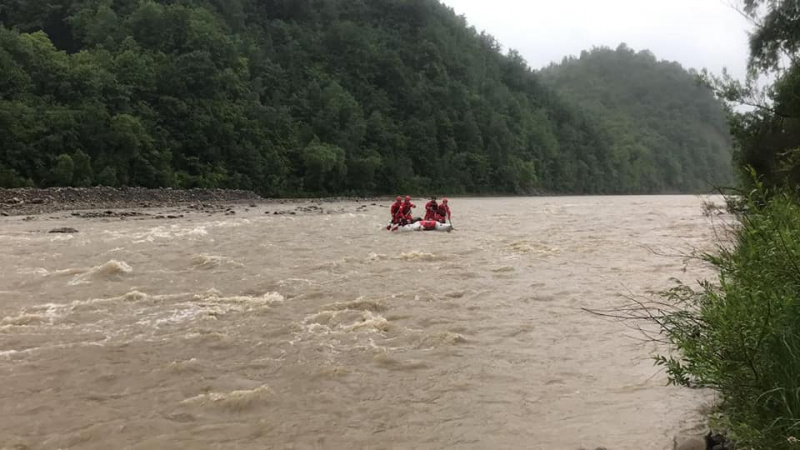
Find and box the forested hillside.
[0,0,731,195]
[542,45,734,192]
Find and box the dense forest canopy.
[541,45,734,193]
[0,0,733,195]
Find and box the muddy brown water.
[0,196,723,449]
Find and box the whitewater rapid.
[0,196,722,449]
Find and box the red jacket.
[424,200,438,220]
[401,201,416,216]
[390,201,402,216]
[436,204,451,221]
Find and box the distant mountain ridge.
[541,44,734,192]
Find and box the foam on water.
[165,358,200,373]
[416,331,468,349]
[366,253,389,262]
[209,219,251,228]
[191,289,284,309]
[0,342,106,361]
[397,251,441,261]
[1,312,51,326]
[0,349,22,360]
[139,307,210,327]
[372,349,429,371]
[183,330,231,347]
[322,297,387,313]
[276,278,316,287]
[18,267,85,278]
[130,290,285,327]
[0,234,33,243]
[181,385,273,411]
[118,225,209,243]
[302,308,391,334]
[4,301,104,330]
[343,311,391,332]
[315,256,362,269]
[507,240,561,256]
[0,288,281,349]
[17,268,51,277]
[48,234,75,242]
[68,260,133,285]
[190,254,244,269]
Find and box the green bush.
[50,154,74,186]
[655,182,800,448]
[96,166,118,187]
[0,165,31,187]
[72,150,93,187]
[302,140,346,194]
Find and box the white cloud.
[440,0,753,79]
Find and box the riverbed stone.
[49,227,79,234]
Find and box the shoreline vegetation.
[634,0,800,445]
[658,186,800,450]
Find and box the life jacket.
[420,220,437,230]
[424,201,438,220]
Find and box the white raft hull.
[392,220,453,232]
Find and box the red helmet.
[405,196,411,201]
[442,198,448,204]
[396,196,402,202]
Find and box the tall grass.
[654,182,800,448]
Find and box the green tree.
[72,150,93,186]
[96,166,118,186]
[302,139,346,193]
[50,154,74,186]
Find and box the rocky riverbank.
[0,187,261,216]
[0,187,390,216]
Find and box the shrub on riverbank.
[655,183,800,448]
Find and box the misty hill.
[0,0,730,195]
[541,44,734,192]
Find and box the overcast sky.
[440,0,754,79]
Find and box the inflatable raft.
[391,220,453,232]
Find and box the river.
[0,195,722,449]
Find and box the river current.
[0,196,723,449]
